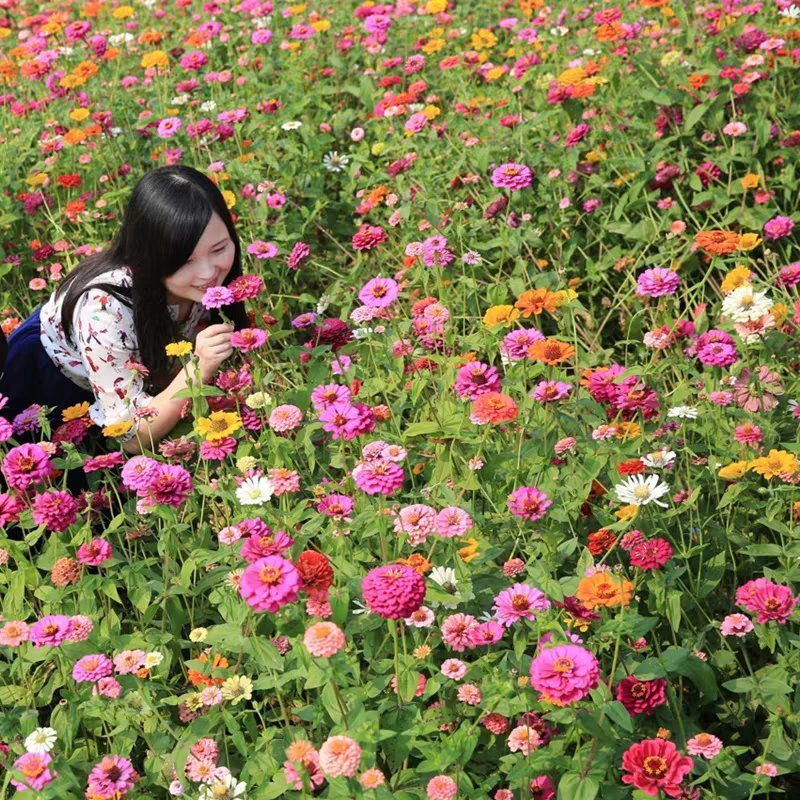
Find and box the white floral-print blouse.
[39,267,208,439]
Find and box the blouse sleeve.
[73,288,154,438]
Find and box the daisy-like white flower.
[198,771,247,800]
[235,475,275,505]
[429,566,458,592]
[780,4,800,18]
[667,405,698,419]
[281,120,302,131]
[200,100,217,112]
[24,727,57,754]
[641,449,676,469]
[614,474,671,508]
[721,285,772,323]
[323,151,350,172]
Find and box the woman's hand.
[194,323,234,382]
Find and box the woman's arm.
[122,323,234,455]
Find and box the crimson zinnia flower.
[616,676,667,716]
[629,538,673,570]
[296,550,334,597]
[621,738,693,797]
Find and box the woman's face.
[163,212,235,307]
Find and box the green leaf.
[558,773,600,800]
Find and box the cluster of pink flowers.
[408,295,450,349]
[120,456,193,511]
[392,503,473,545]
[735,578,798,624]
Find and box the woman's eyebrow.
[212,237,229,247]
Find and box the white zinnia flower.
[143,651,163,668]
[429,566,458,592]
[721,284,772,323]
[780,4,800,18]
[322,151,349,172]
[24,727,57,755]
[615,474,671,508]
[200,100,217,112]
[281,120,302,131]
[198,771,247,800]
[667,405,698,419]
[235,475,275,505]
[641,449,676,469]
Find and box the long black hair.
[57,165,248,388]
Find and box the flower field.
[3,0,800,797]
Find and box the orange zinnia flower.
[187,652,229,687]
[515,288,559,317]
[694,230,741,256]
[527,338,576,364]
[469,392,518,424]
[576,572,634,609]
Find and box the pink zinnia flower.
[157,116,182,138]
[31,489,78,531]
[359,277,399,308]
[77,538,112,566]
[304,621,345,657]
[239,555,302,612]
[529,644,600,705]
[735,578,798,623]
[454,361,502,400]
[507,724,543,755]
[720,613,754,637]
[629,538,673,570]
[86,756,137,798]
[621,739,693,797]
[2,443,51,490]
[247,240,279,259]
[507,486,552,521]
[144,463,193,507]
[239,526,294,563]
[755,762,777,777]
[120,455,159,491]
[440,613,479,652]
[319,735,361,778]
[200,437,237,461]
[320,402,362,440]
[529,776,556,799]
[0,620,29,647]
[30,615,73,647]
[441,658,468,680]
[531,380,571,403]
[231,327,268,352]
[501,328,545,361]
[361,564,425,619]
[636,267,680,298]
[113,649,146,674]
[269,404,303,432]
[228,273,266,301]
[427,775,458,800]
[311,383,351,411]
[0,492,25,526]
[393,504,436,545]
[493,583,550,626]
[352,224,387,251]
[434,506,473,538]
[491,162,533,191]
[763,215,794,240]
[469,620,504,646]
[11,752,56,792]
[269,467,300,495]
[201,285,235,309]
[353,458,404,495]
[73,653,113,683]
[687,733,723,759]
[316,493,354,520]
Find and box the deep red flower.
[621,738,694,797]
[588,529,616,555]
[295,550,334,596]
[617,459,646,476]
[629,538,673,570]
[616,676,667,716]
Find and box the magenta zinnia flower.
[31,489,79,532]
[493,583,550,627]
[491,162,533,191]
[621,739,693,797]
[231,327,268,352]
[353,458,404,495]
[763,215,794,240]
[11,752,56,792]
[636,267,680,298]
[629,538,673,570]
[361,564,425,619]
[454,361,502,399]
[30,615,73,648]
[1,443,51,490]
[240,555,301,612]
[507,486,552,521]
[736,578,798,624]
[529,644,600,705]
[201,285,235,309]
[86,755,137,798]
[144,463,193,507]
[359,277,399,308]
[73,653,114,683]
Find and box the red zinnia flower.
[587,529,616,555]
[296,550,334,596]
[617,459,646,476]
[616,676,668,716]
[629,538,673,570]
[621,738,693,797]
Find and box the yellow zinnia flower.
[140,50,168,70]
[740,173,760,190]
[165,340,192,357]
[737,233,762,251]
[482,305,520,328]
[720,265,751,294]
[458,537,480,563]
[102,420,133,438]
[195,411,242,442]
[62,402,90,422]
[615,504,639,522]
[718,461,752,481]
[751,450,799,480]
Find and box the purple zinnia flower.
[636,267,680,298]
[491,162,533,191]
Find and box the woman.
[0,165,249,454]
